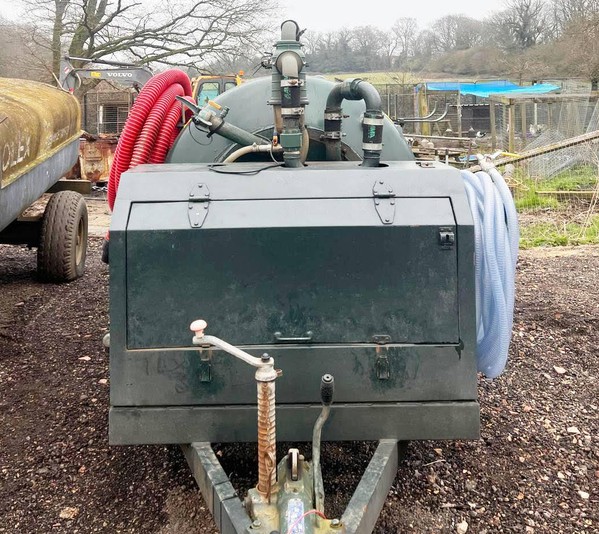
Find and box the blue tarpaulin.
[425,80,560,98]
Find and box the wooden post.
[417,85,429,136]
[457,90,462,137]
[521,102,527,150]
[490,101,497,150]
[508,103,515,153]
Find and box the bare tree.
[412,29,437,61]
[431,15,483,53]
[390,18,417,63]
[0,16,51,80]
[352,26,387,71]
[550,0,599,36]
[492,0,548,51]
[559,14,599,82]
[22,0,278,77]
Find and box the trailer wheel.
[38,191,88,282]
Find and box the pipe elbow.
[277,51,301,79]
[352,79,382,112]
[325,78,382,112]
[325,83,345,111]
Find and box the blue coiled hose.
[461,165,519,378]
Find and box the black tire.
[37,191,88,282]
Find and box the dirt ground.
[1,209,598,533]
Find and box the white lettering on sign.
[106,72,133,78]
[2,131,31,173]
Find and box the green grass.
[514,188,559,210]
[519,216,599,248]
[513,165,599,248]
[541,166,598,191]
[514,165,597,212]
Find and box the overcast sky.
[283,1,504,31]
[1,0,505,29]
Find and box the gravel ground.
[0,239,597,533]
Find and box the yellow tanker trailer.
[0,78,88,281]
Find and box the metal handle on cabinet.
[273,330,313,343]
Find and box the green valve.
[279,131,302,149]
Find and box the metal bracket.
[438,227,455,250]
[273,330,313,343]
[188,183,210,228]
[183,440,400,534]
[181,443,251,534]
[372,181,395,225]
[198,353,212,383]
[376,354,390,380]
[372,334,391,345]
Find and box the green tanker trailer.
[105,20,518,534]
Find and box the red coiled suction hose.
[107,69,192,210]
[149,99,187,164]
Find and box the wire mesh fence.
[372,78,599,247]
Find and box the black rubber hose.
[324,79,384,166]
[325,78,382,113]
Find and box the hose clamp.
[280,79,303,87]
[363,117,385,126]
[363,142,383,151]
[281,107,304,116]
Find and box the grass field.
[321,71,500,85]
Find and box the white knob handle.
[190,319,207,337]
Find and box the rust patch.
[79,134,118,183]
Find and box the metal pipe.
[269,20,306,169]
[299,125,310,162]
[325,78,382,112]
[312,405,330,517]
[190,320,280,500]
[197,114,269,148]
[312,374,335,523]
[323,78,384,167]
[399,103,450,123]
[223,143,283,163]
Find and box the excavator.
[60,56,243,100]
[59,57,243,182]
[191,71,244,105]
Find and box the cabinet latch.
[188,183,210,228]
[438,227,455,249]
[372,180,395,225]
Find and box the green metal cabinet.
[108,161,479,444]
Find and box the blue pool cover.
[426,80,560,98]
